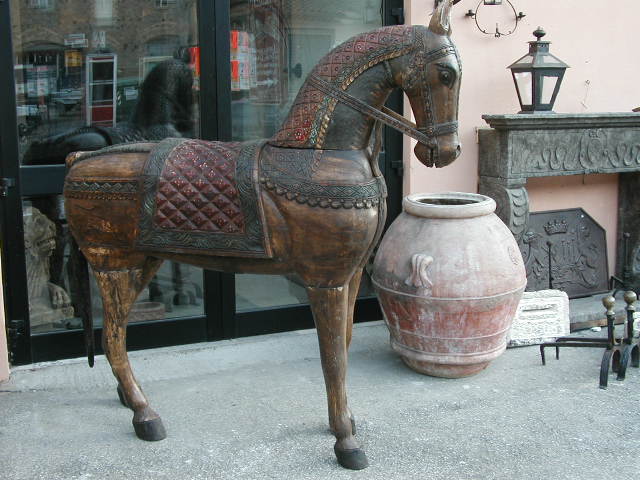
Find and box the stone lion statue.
[23,206,74,329]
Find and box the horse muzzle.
[414,135,461,168]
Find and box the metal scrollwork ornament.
[464,0,526,38]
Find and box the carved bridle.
[307,42,460,149]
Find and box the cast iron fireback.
[520,208,609,298]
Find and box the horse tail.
[67,234,95,367]
[64,152,94,366]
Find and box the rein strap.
[308,75,457,147]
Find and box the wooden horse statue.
[63,1,461,470]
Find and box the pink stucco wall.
[404,0,640,273]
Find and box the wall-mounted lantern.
[508,27,570,113]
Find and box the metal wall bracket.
[464,0,525,38]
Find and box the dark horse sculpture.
[63,2,461,470]
[23,57,194,165]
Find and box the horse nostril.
[456,145,461,153]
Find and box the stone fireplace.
[478,113,640,301]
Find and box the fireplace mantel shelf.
[483,112,640,130]
[479,112,640,181]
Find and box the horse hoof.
[334,445,369,470]
[132,414,166,441]
[116,385,129,408]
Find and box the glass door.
[228,0,402,335]
[3,0,207,363]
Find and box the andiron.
[540,291,639,389]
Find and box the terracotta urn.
[372,192,527,378]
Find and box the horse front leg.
[307,284,368,470]
[92,254,166,441]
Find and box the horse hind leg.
[87,248,166,441]
[345,268,363,350]
[307,284,368,470]
[343,268,363,435]
[115,256,163,408]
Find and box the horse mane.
[271,25,419,148]
[310,25,415,84]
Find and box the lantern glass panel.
[514,71,532,105]
[541,75,558,104]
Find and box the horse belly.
[279,195,381,286]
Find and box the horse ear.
[429,0,455,36]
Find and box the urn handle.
[405,253,434,293]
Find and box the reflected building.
[12,0,199,159]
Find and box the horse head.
[394,0,461,168]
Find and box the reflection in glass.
[12,0,205,332]
[231,0,382,311]
[23,193,206,334]
[89,261,205,328]
[11,0,200,165]
[23,202,75,332]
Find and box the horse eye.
[439,70,453,87]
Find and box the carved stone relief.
[478,179,529,241]
[509,128,640,175]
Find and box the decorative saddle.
[136,138,272,258]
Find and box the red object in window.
[91,105,113,125]
[231,30,239,50]
[231,60,240,80]
[189,47,200,76]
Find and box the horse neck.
[321,66,393,150]
[270,25,414,150]
[271,63,393,151]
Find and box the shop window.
[232,0,382,311]
[10,0,203,336]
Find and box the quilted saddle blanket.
[136,138,272,258]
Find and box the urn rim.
[403,192,496,219]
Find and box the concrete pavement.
[1,321,638,480]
